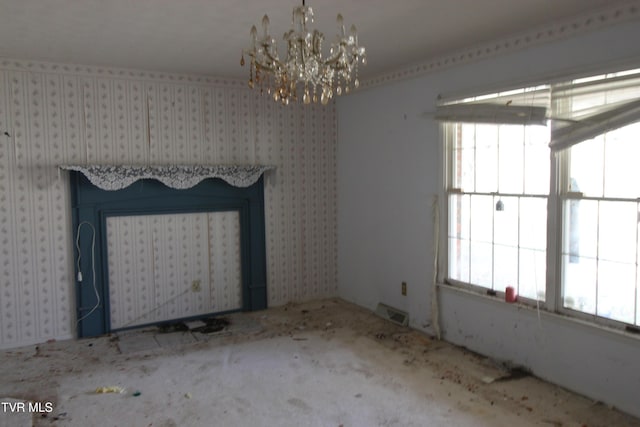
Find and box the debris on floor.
[183,320,207,330]
[1,299,638,427]
[157,317,230,335]
[494,364,532,382]
[94,386,125,394]
[157,322,189,334]
[191,317,230,334]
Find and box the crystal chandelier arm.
[323,44,346,66]
[323,19,363,67]
[243,46,276,72]
[299,39,308,70]
[260,44,283,69]
[245,22,280,73]
[253,60,277,74]
[323,45,359,70]
[311,30,323,55]
[255,14,283,66]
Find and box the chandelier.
[241,0,366,105]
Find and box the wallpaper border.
[0,58,246,87]
[360,0,640,90]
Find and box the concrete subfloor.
[1,298,639,427]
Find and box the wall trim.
[0,57,246,88]
[361,0,640,90]
[437,283,640,346]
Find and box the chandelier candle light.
[242,0,366,105]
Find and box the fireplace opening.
[106,210,242,330]
[67,167,268,338]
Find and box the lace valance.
[59,164,275,190]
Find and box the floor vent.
[375,303,409,327]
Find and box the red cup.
[505,286,516,303]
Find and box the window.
[441,67,640,329]
[444,86,551,301]
[555,69,640,326]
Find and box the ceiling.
[0,0,633,81]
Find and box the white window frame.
[439,65,640,333]
[440,85,552,306]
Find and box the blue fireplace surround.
[69,171,267,338]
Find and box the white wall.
[0,59,338,349]
[337,20,640,417]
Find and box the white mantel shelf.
[59,164,275,191]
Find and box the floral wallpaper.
[107,211,241,329]
[0,59,338,349]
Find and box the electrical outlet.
[401,281,407,296]
[191,280,201,292]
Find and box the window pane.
[459,124,476,149]
[470,195,493,243]
[446,85,550,300]
[603,123,640,198]
[494,245,518,291]
[520,197,547,250]
[519,249,546,300]
[455,124,477,191]
[498,126,524,194]
[597,260,636,324]
[524,125,550,195]
[449,237,470,283]
[569,136,604,197]
[563,200,638,324]
[563,255,596,314]
[563,199,598,259]
[454,148,475,191]
[470,241,493,289]
[449,194,470,239]
[494,196,518,247]
[475,125,498,192]
[525,124,549,148]
[475,124,498,148]
[524,144,550,195]
[599,201,637,264]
